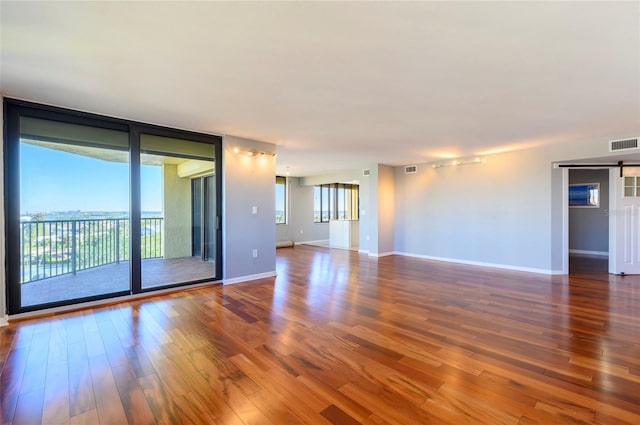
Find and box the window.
[275,176,287,224]
[313,183,359,222]
[4,98,222,314]
[624,177,640,197]
[322,184,330,222]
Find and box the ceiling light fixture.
[432,156,485,169]
[232,147,276,157]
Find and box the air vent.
[610,137,639,152]
[404,165,417,174]
[363,169,370,176]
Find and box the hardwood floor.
[1,245,639,424]
[569,254,608,275]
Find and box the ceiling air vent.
[363,169,370,176]
[610,137,639,152]
[404,165,417,174]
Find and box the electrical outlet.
[252,249,258,258]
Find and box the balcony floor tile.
[21,256,215,307]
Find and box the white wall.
[222,135,277,282]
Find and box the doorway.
[568,169,609,274]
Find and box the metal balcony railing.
[19,218,163,283]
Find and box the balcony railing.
[20,218,163,283]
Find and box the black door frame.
[3,98,223,314]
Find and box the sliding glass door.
[4,99,222,313]
[140,134,217,289]
[17,117,130,307]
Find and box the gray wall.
[393,136,632,273]
[298,169,371,250]
[223,135,277,281]
[394,149,555,272]
[568,169,609,254]
[276,177,329,244]
[550,167,567,272]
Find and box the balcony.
[19,218,214,307]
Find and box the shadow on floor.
[569,254,608,275]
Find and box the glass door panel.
[140,134,216,289]
[18,117,130,308]
[204,175,216,261]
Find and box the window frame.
[275,175,287,224]
[313,183,359,223]
[3,97,223,314]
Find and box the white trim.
[8,280,222,321]
[0,315,8,327]
[609,168,617,274]
[295,239,329,246]
[358,249,370,254]
[394,251,559,275]
[276,240,295,248]
[569,249,608,257]
[369,251,394,258]
[223,271,277,285]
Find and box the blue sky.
[20,143,162,213]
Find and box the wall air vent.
[610,137,639,152]
[404,165,417,174]
[363,169,370,176]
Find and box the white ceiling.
[1,1,639,176]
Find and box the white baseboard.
[0,315,8,327]
[569,249,608,257]
[295,239,329,246]
[358,249,370,254]
[394,251,557,275]
[276,240,295,248]
[223,271,277,285]
[369,251,395,258]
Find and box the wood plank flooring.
[1,245,639,424]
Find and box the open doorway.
[568,169,609,274]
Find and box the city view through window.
[20,141,162,285]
